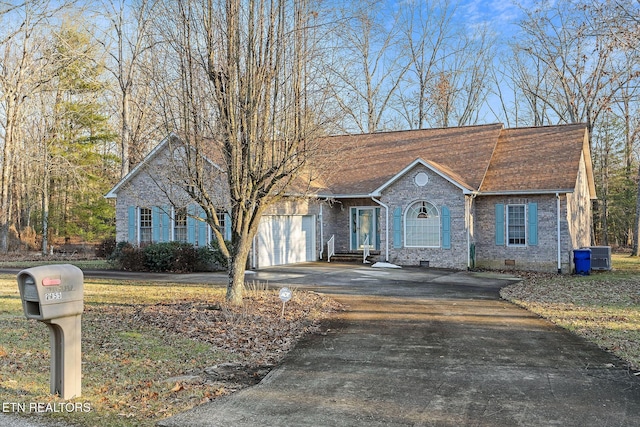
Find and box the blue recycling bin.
[573,248,591,275]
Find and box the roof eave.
[478,189,575,196]
[316,193,372,199]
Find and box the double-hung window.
[211,210,231,242]
[139,208,152,244]
[507,204,526,246]
[174,207,188,242]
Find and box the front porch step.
[322,251,380,263]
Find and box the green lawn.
[501,253,640,371]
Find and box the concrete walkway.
[157,263,640,427]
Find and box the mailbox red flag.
[42,277,61,286]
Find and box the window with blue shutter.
[441,206,451,249]
[507,205,526,245]
[528,202,538,246]
[495,203,505,246]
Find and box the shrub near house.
[109,241,222,272]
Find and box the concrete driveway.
[159,263,640,427]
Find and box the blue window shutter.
[393,207,402,248]
[161,206,170,242]
[198,207,208,246]
[495,203,505,246]
[224,213,232,241]
[128,206,136,242]
[441,206,451,249]
[187,205,197,244]
[152,206,160,243]
[528,202,538,246]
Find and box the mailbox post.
[17,264,84,400]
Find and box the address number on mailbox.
[44,292,63,301]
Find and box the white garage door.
[256,215,315,268]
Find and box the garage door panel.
[257,215,314,268]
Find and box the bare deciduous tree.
[512,1,629,140]
[324,0,409,133]
[394,0,495,129]
[98,0,159,178]
[152,0,329,304]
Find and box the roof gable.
[371,158,475,196]
[479,123,594,196]
[105,133,224,198]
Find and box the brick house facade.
[106,123,596,273]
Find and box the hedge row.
[109,241,227,273]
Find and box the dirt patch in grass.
[500,270,640,371]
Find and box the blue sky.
[457,0,533,40]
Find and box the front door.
[351,207,378,250]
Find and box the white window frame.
[139,207,152,244]
[210,210,230,242]
[173,207,188,242]
[404,201,440,248]
[506,204,527,246]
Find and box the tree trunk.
[631,164,640,256]
[226,237,252,305]
[120,89,131,178]
[41,162,50,256]
[0,113,16,253]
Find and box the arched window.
[405,201,440,247]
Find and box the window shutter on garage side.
[152,206,161,242]
[198,206,208,246]
[393,207,402,248]
[441,206,451,249]
[128,206,136,242]
[528,202,538,246]
[187,205,197,244]
[495,203,505,246]
[161,206,170,242]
